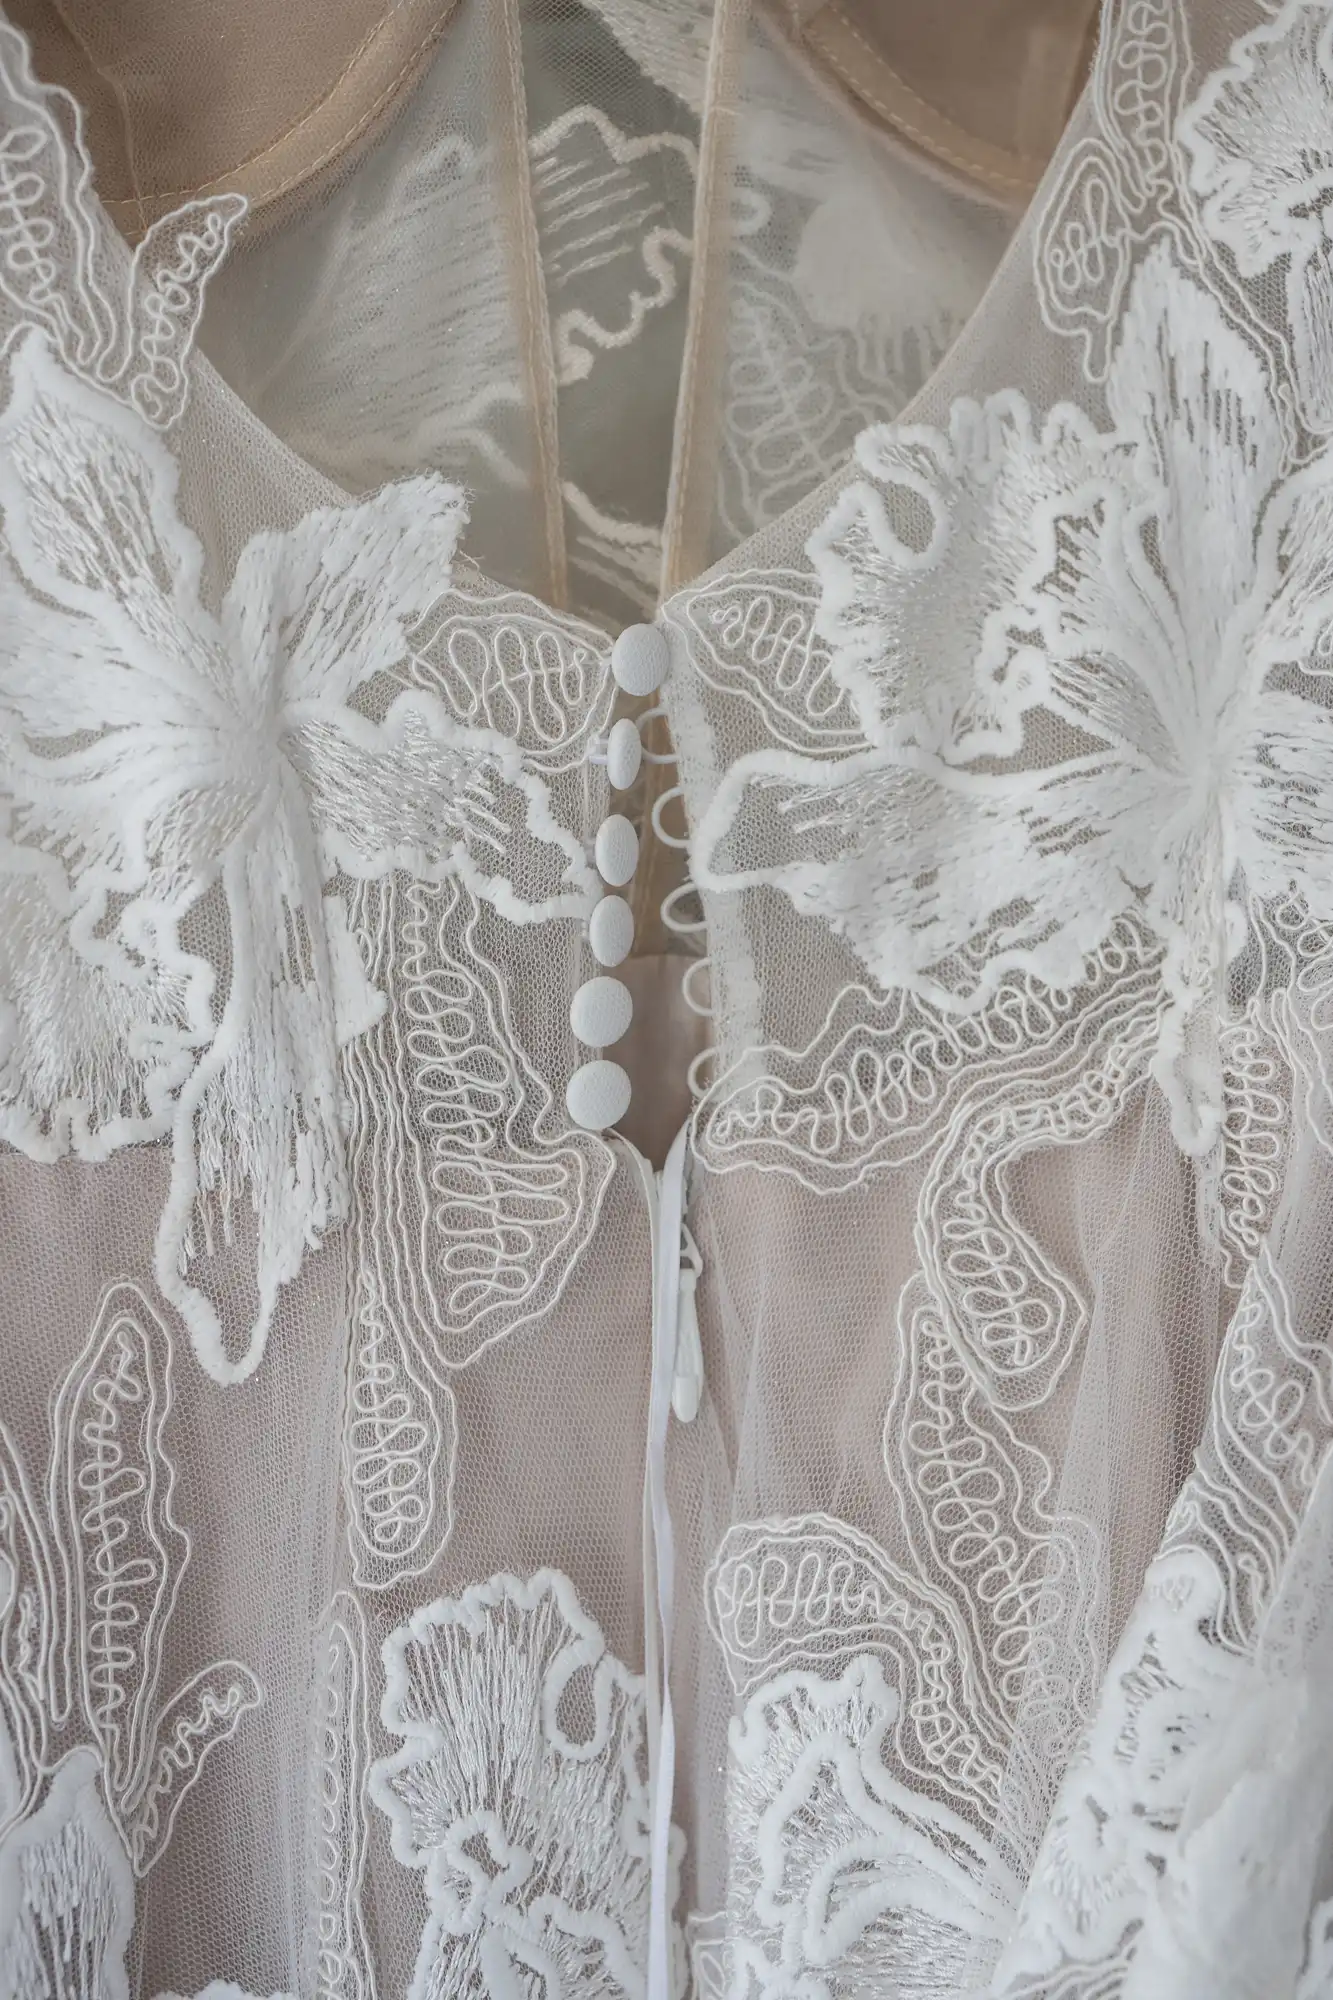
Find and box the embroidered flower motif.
[369,1570,680,2000]
[992,1549,1247,1990]
[0,331,598,1381]
[0,1736,136,2000]
[1178,0,1333,431]
[695,244,1333,1154]
[698,1658,1015,2000]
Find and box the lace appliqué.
[1033,0,1196,381]
[338,589,616,1588]
[369,1569,683,2000]
[0,22,242,430]
[667,568,862,756]
[1178,0,1333,435]
[694,1277,1103,1995]
[694,238,1333,1162]
[0,1282,262,1995]
[305,1594,375,1998]
[0,333,604,1383]
[996,1245,1333,1994]
[694,1511,1039,1998]
[712,39,1006,554]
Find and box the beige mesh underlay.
[5,2,1333,1995]
[13,0,1095,232]
[6,0,462,234]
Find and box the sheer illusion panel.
[199,0,578,617]
[665,0,1333,1989]
[198,0,1018,630]
[200,0,703,631]
[9,0,1333,1994]
[3,0,460,235]
[198,0,1022,977]
[0,80,656,1986]
[658,0,1016,591]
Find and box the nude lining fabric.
[12,0,1095,235]
[3,2,1333,1997]
[7,0,462,233]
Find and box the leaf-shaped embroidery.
[340,1248,458,1595]
[664,569,862,755]
[47,1284,187,1824]
[406,585,614,768]
[0,1280,262,1988]
[126,1661,264,1875]
[345,875,614,1378]
[304,1595,375,1999]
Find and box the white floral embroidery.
[695,1515,1025,2000]
[0,332,598,1381]
[0,1740,136,2000]
[723,1660,1017,1999]
[1032,0,1193,381]
[993,1547,1248,1990]
[695,242,1333,1154]
[369,1570,681,2000]
[1179,0,1333,432]
[0,1282,262,1996]
[995,1245,1333,1994]
[998,1522,1333,1999]
[694,1306,1102,1993]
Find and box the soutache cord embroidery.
[0,1283,261,1995]
[0,334,600,1383]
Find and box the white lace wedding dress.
[2,0,1333,1995]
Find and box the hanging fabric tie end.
[671,1225,704,1423]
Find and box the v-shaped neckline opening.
[159,0,1106,632]
[1,0,1107,649]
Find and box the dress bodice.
[2,5,1333,1997]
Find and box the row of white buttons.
[565,623,669,1132]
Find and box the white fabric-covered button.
[611,622,669,696]
[570,975,632,1047]
[566,1058,632,1131]
[595,813,638,885]
[590,895,634,966]
[606,717,642,790]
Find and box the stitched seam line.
[816,5,1042,192]
[103,0,449,211]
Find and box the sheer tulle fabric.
[1,4,1332,1998]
